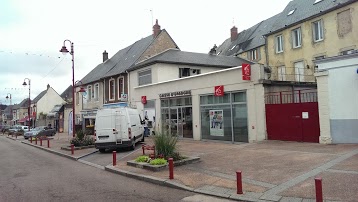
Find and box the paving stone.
[279,197,303,202]
[260,194,282,201]
[302,199,315,202]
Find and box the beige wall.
[129,64,266,142]
[266,2,358,81]
[238,46,267,65]
[36,87,65,119]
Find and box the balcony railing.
[267,66,316,82]
[265,89,318,104]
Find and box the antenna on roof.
[150,9,154,28]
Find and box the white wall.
[36,87,65,118]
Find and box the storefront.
[130,64,266,143]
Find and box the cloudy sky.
[0,0,291,104]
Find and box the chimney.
[47,84,50,90]
[103,50,108,62]
[153,19,161,37]
[231,26,238,42]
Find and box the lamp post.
[33,104,36,128]
[5,93,12,126]
[59,40,75,138]
[22,78,31,131]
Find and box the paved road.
[0,136,235,202]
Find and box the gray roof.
[3,105,12,115]
[129,49,252,71]
[80,31,172,85]
[217,13,281,56]
[217,0,356,56]
[32,90,46,103]
[60,85,73,101]
[267,0,354,35]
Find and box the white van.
[94,107,144,152]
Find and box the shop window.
[232,92,247,103]
[138,69,152,86]
[109,79,115,100]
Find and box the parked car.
[24,126,56,139]
[8,125,23,133]
[1,125,10,133]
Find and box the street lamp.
[5,93,12,126]
[59,39,75,138]
[22,78,31,131]
[33,104,36,128]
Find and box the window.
[292,28,302,48]
[313,20,324,42]
[118,77,124,100]
[94,83,99,101]
[287,9,296,16]
[109,79,115,100]
[249,49,259,61]
[275,35,284,53]
[179,68,201,78]
[87,85,92,101]
[314,0,323,4]
[138,69,151,86]
[278,66,286,81]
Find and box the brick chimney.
[47,84,50,90]
[231,26,238,42]
[103,50,108,62]
[153,19,161,37]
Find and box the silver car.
[24,126,56,139]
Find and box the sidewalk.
[6,133,358,202]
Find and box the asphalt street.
[0,136,235,202]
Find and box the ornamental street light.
[59,39,75,137]
[33,104,36,128]
[5,93,12,126]
[22,78,31,131]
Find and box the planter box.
[61,145,95,151]
[127,156,200,172]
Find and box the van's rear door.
[95,110,116,143]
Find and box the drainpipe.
[264,36,269,68]
[125,70,130,106]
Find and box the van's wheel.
[140,134,145,142]
[99,149,105,153]
[130,140,135,150]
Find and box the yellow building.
[217,0,358,83]
[265,0,358,82]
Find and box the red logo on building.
[141,96,147,104]
[242,63,251,81]
[214,85,224,97]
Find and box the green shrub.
[76,130,85,141]
[70,137,81,147]
[82,135,94,146]
[153,131,179,160]
[149,158,167,165]
[135,155,150,163]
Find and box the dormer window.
[179,68,201,78]
[287,9,296,16]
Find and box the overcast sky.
[0,0,291,104]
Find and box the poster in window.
[209,110,224,136]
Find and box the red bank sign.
[242,63,251,81]
[141,96,147,104]
[214,85,224,97]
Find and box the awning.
[47,104,64,118]
[18,115,34,123]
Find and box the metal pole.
[169,158,174,179]
[28,80,31,131]
[315,178,323,202]
[71,42,75,138]
[236,170,243,194]
[113,151,117,166]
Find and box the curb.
[6,136,20,141]
[21,141,78,161]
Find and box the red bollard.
[236,170,243,194]
[315,177,323,202]
[30,137,32,143]
[40,138,43,146]
[142,145,145,155]
[47,139,50,148]
[35,138,37,145]
[113,151,117,166]
[169,158,174,179]
[71,144,74,155]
